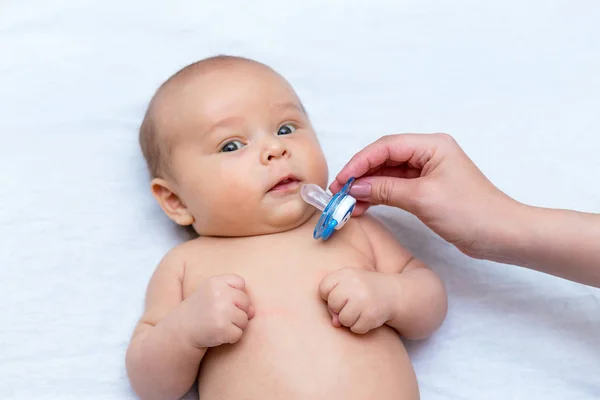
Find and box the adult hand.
[330,133,517,258]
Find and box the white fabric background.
[1,0,599,399]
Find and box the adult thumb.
[350,177,420,213]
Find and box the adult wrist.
[474,196,533,265]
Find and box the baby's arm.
[126,248,204,399]
[126,246,253,400]
[358,214,448,340]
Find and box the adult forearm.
[484,202,600,287]
[126,311,206,400]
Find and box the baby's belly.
[197,275,419,400]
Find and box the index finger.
[331,133,438,192]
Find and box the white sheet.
[1,0,599,398]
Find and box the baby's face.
[162,63,328,236]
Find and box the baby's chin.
[192,198,316,237]
[262,199,316,233]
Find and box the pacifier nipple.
[301,184,332,212]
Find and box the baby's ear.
[150,178,194,226]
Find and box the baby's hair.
[138,106,164,179]
[138,54,307,179]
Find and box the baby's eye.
[220,140,245,153]
[277,124,296,136]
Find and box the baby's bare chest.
[181,226,374,305]
[188,228,418,400]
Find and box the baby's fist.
[319,267,393,334]
[183,273,254,348]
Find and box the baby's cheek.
[209,186,261,223]
[298,148,327,183]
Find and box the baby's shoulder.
[152,237,215,273]
[334,212,387,258]
[353,211,393,236]
[165,236,219,261]
[343,211,387,241]
[345,211,405,254]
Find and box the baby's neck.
[294,209,322,232]
[192,209,322,240]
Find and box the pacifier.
[301,177,357,240]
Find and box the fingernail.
[350,182,371,199]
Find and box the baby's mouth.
[268,175,301,192]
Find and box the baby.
[126,55,448,400]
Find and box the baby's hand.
[319,268,394,334]
[180,273,255,348]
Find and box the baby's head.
[139,55,329,237]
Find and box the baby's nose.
[268,147,287,160]
[261,138,288,164]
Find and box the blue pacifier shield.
[313,177,355,240]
